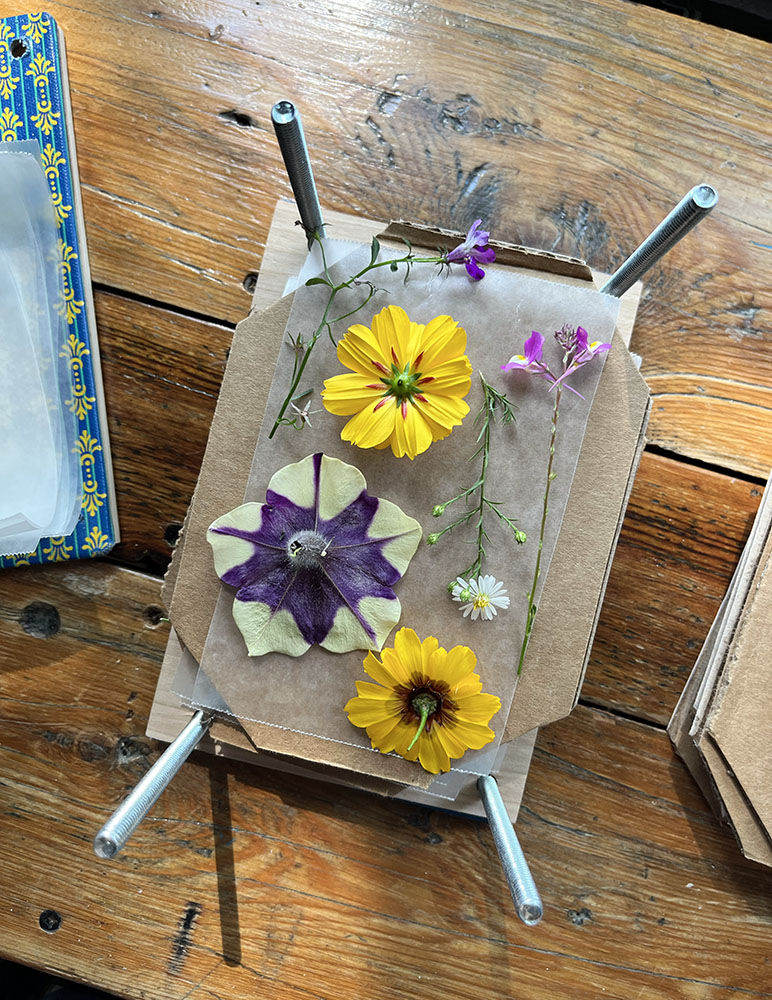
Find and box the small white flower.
[452,575,509,621]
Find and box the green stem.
[517,384,562,676]
[470,406,492,579]
[407,694,437,750]
[268,247,445,438]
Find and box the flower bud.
[426,533,440,545]
[432,504,446,517]
[515,530,527,544]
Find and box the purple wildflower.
[446,219,496,280]
[502,324,610,398]
[207,453,422,657]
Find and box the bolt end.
[517,901,544,926]
[271,100,296,125]
[691,184,719,210]
[93,833,119,859]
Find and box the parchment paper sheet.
[195,246,620,785]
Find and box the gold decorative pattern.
[57,240,86,325]
[76,431,107,515]
[0,107,22,140]
[31,97,60,136]
[0,23,20,99]
[22,13,50,44]
[42,537,74,562]
[82,526,110,554]
[25,52,54,86]
[41,144,72,222]
[9,551,37,567]
[60,333,96,420]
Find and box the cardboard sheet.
[669,474,772,866]
[195,248,620,785]
[158,206,648,800]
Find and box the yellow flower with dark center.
[344,627,501,774]
[322,305,473,460]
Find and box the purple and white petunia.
[445,219,497,280]
[207,453,422,658]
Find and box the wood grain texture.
[0,0,769,471]
[94,290,230,570]
[1,0,771,994]
[584,452,762,724]
[1,563,771,999]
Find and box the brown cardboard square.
[160,206,647,788]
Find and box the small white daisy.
[451,575,510,621]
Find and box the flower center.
[384,362,421,401]
[286,529,331,570]
[407,691,439,751]
[473,594,490,610]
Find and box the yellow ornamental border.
[0,24,20,100]
[22,14,50,45]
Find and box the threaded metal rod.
[93,710,212,859]
[478,774,543,925]
[271,100,325,248]
[600,183,718,298]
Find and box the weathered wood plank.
[1,0,770,472]
[1,564,771,998]
[94,290,229,570]
[584,452,762,724]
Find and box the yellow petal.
[371,305,417,369]
[399,403,434,459]
[455,691,502,725]
[417,727,452,773]
[434,722,473,758]
[338,324,390,376]
[354,680,399,701]
[416,315,467,371]
[419,392,470,431]
[431,643,477,687]
[419,635,439,672]
[364,714,403,749]
[341,397,397,449]
[418,357,473,397]
[322,373,384,415]
[361,649,402,688]
[392,627,424,679]
[385,719,421,757]
[446,716,498,749]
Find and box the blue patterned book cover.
[0,11,119,566]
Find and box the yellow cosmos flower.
[344,627,501,774]
[322,305,473,460]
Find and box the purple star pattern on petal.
[208,453,422,657]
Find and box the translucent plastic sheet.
[184,244,621,795]
[0,143,80,555]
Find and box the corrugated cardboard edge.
[382,221,593,280]
[504,330,650,741]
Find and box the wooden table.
[1,1,771,996]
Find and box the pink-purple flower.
[446,219,496,280]
[502,324,610,397]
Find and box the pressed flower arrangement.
[199,216,621,785]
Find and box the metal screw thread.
[271,100,325,248]
[93,710,212,859]
[600,184,718,298]
[477,774,543,925]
